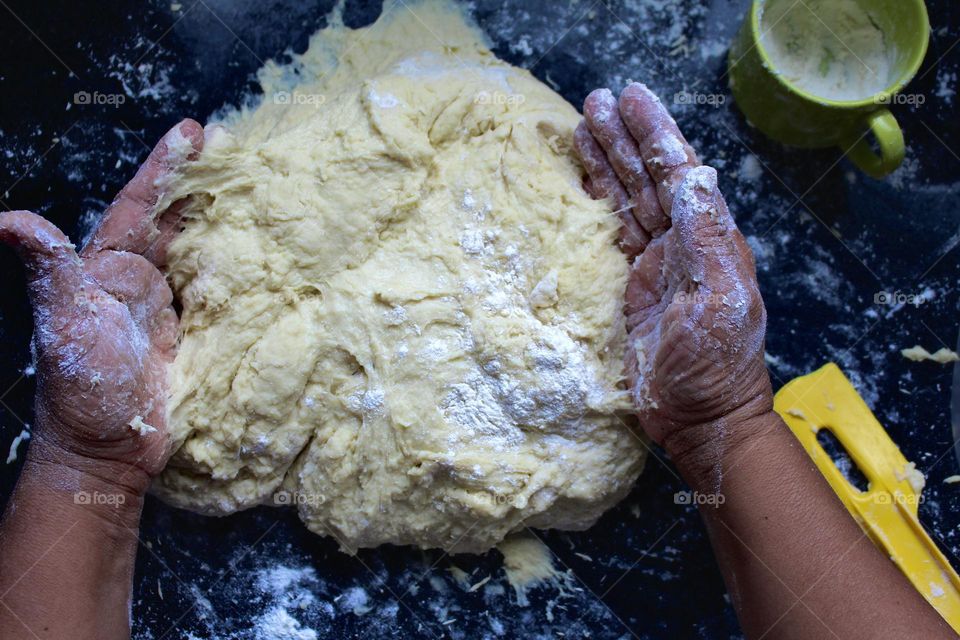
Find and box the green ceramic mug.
[728,0,930,178]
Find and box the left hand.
[0,119,204,487]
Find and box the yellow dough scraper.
[774,363,960,633]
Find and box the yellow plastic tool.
[774,363,960,633]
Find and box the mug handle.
[841,109,905,179]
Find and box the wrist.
[665,404,781,491]
[1,436,145,640]
[22,432,150,530]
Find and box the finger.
[625,322,660,417]
[671,166,743,294]
[141,124,226,267]
[583,89,669,239]
[81,118,204,261]
[574,121,649,256]
[624,325,643,395]
[0,210,85,312]
[574,122,628,206]
[618,83,699,216]
[625,234,668,330]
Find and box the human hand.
[574,84,773,480]
[0,119,203,491]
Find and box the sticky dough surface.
[154,1,646,553]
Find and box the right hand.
[0,119,204,489]
[574,84,774,476]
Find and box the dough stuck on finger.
[82,119,204,261]
[152,4,646,554]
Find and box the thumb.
[0,210,85,312]
[81,118,204,262]
[670,166,739,292]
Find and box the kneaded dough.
[154,0,646,553]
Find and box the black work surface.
[1,1,959,638]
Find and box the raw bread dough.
[154,0,646,553]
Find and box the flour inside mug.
[759,0,896,102]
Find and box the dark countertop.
[0,1,958,638]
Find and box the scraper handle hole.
[816,427,870,492]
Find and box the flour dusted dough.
[154,0,646,553]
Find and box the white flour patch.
[251,564,321,639]
[443,202,612,450]
[346,389,385,416]
[254,607,318,640]
[336,586,372,616]
[440,324,608,447]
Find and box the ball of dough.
[153,1,646,553]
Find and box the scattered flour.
[936,69,957,103]
[252,565,321,639]
[254,608,318,640]
[739,154,763,183]
[337,586,372,616]
[345,389,385,416]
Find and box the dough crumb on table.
[895,461,926,494]
[497,534,566,606]
[152,0,646,553]
[900,345,960,364]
